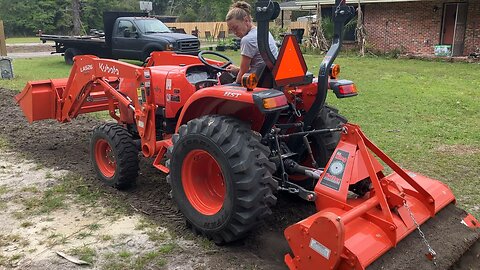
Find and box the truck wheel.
[142,48,159,62]
[166,115,277,244]
[90,123,139,189]
[64,48,81,65]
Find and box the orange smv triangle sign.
[272,35,308,86]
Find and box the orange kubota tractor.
[15,1,479,269]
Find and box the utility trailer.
[41,11,200,64]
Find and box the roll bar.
[255,0,355,129]
[254,1,281,70]
[303,0,355,129]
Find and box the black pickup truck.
[41,12,200,64]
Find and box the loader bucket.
[15,79,67,123]
[284,123,480,270]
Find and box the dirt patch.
[435,144,480,156]
[0,151,188,270]
[0,87,478,270]
[368,204,480,270]
[6,43,54,54]
[0,87,290,269]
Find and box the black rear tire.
[90,123,139,189]
[167,115,277,244]
[289,105,347,187]
[311,105,347,167]
[64,48,81,65]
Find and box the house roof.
[279,1,303,10]
[281,0,431,10]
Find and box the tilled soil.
[1,87,478,269]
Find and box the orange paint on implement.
[285,123,457,270]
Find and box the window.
[135,19,171,34]
[117,20,135,36]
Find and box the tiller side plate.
[284,123,469,270]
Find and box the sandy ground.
[6,52,55,59]
[0,150,211,270]
[5,43,55,59]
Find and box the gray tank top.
[240,27,279,74]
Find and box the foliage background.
[0,0,268,37]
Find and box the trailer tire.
[64,48,81,65]
[166,115,277,244]
[90,123,139,189]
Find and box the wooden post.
[0,20,7,56]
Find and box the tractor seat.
[256,63,274,88]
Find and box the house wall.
[364,0,479,55]
[465,1,480,55]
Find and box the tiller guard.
[284,123,469,270]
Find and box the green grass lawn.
[5,37,43,44]
[0,52,479,216]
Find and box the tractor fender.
[176,85,288,132]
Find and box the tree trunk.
[307,4,328,51]
[317,4,326,50]
[72,0,81,36]
[355,0,366,56]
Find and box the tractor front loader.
[15,0,479,269]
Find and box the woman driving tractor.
[225,1,278,84]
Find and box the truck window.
[135,19,171,34]
[117,20,135,36]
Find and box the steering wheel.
[198,51,233,72]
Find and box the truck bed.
[40,35,107,46]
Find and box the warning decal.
[320,150,349,191]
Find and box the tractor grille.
[177,39,200,53]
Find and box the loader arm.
[16,55,163,157]
[59,55,146,122]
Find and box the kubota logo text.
[99,63,119,75]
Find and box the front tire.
[90,123,139,189]
[167,115,277,244]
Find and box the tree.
[81,0,138,31]
[151,0,169,15]
[355,1,366,56]
[0,0,69,36]
[72,0,82,35]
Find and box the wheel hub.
[182,149,226,215]
[95,139,116,178]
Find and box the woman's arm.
[236,55,252,84]
[225,55,252,84]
